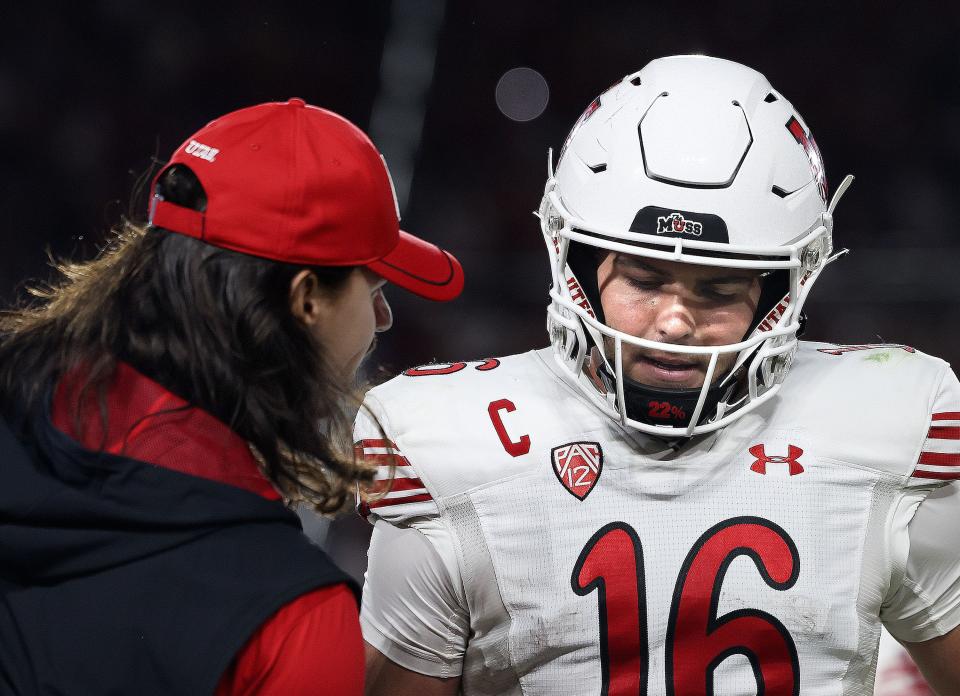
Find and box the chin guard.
[597,361,731,432]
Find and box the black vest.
[0,410,358,695]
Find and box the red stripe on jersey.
[355,438,399,450]
[913,470,960,480]
[918,451,960,466]
[370,477,425,495]
[932,412,960,421]
[367,492,434,509]
[928,426,960,440]
[356,452,411,468]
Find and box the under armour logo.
[749,444,804,475]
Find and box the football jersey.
[357,343,960,695]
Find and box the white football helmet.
[541,55,853,438]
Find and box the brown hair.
[0,166,376,513]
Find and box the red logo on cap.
[183,139,219,163]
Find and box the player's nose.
[654,294,695,343]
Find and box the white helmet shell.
[556,55,827,248]
[542,55,853,438]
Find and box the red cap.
[149,98,463,301]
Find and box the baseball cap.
[149,98,463,301]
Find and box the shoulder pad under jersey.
[354,349,611,522]
[761,341,956,482]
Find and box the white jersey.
[357,343,960,695]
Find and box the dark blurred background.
[3,1,959,578]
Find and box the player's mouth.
[632,351,705,387]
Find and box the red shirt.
[52,363,364,695]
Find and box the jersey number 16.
[572,516,800,695]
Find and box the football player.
[357,56,960,695]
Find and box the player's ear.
[289,269,322,326]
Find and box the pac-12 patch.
[551,442,603,500]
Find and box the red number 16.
[573,516,800,696]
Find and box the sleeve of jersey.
[353,398,438,523]
[882,368,960,642]
[881,482,960,642]
[360,517,470,678]
[909,367,960,482]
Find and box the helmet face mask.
[541,56,853,439]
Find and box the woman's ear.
[289,270,321,325]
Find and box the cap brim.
[367,231,464,301]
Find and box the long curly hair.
[0,165,376,513]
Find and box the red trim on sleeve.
[215,583,363,696]
[928,426,960,440]
[370,477,425,495]
[367,492,434,509]
[917,452,960,467]
[911,470,960,481]
[932,412,960,421]
[356,438,398,450]
[360,452,412,468]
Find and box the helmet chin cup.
[597,363,729,431]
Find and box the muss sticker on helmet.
[630,206,730,244]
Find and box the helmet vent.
[630,76,642,86]
[639,92,752,188]
[764,92,779,103]
[588,163,608,173]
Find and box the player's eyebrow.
[700,275,757,286]
[614,254,759,284]
[614,255,667,275]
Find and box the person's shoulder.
[356,349,610,519]
[788,340,950,402]
[362,348,574,431]
[769,340,956,481]
[794,340,947,371]
[367,349,558,403]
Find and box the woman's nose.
[374,289,393,333]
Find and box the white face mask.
[541,172,852,439]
